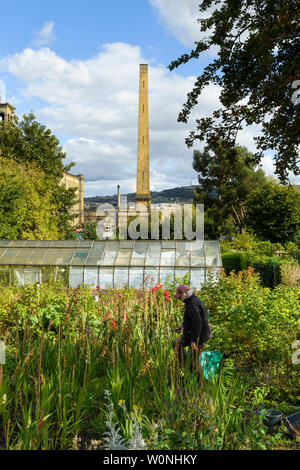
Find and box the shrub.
[222,252,247,275]
[279,260,300,287]
[245,253,281,288]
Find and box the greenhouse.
[0,239,222,288]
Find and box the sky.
[0,0,297,197]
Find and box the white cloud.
[33,21,56,47]
[0,43,271,196]
[149,0,218,48]
[149,0,200,46]
[260,154,300,185]
[260,154,276,178]
[0,80,6,102]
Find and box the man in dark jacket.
[172,285,210,376]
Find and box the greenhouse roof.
[0,240,222,268]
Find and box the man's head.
[174,285,192,301]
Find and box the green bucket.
[200,350,223,380]
[187,350,223,380]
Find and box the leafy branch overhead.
[169,0,300,182]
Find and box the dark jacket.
[182,293,210,345]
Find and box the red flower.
[163,291,170,297]
[110,320,116,327]
[165,296,170,301]
[155,284,162,289]
[152,287,157,292]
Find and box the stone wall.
[60,172,84,226]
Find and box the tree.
[0,158,60,239]
[193,143,266,237]
[169,0,300,183]
[245,179,300,243]
[0,113,78,238]
[82,223,99,240]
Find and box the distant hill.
[85,185,198,206]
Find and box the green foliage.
[0,113,69,180]
[199,269,300,404]
[222,252,247,275]
[0,113,78,239]
[0,277,299,450]
[81,223,99,240]
[0,157,60,240]
[279,259,300,286]
[245,253,281,288]
[245,180,300,244]
[169,0,300,183]
[193,143,266,236]
[220,232,284,255]
[219,232,300,288]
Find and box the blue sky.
[1,1,193,67]
[0,0,288,196]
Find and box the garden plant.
[0,268,299,450]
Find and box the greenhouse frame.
[0,240,222,289]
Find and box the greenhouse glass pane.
[85,243,105,265]
[69,267,84,287]
[115,249,132,266]
[114,268,129,288]
[55,266,69,284]
[24,267,40,284]
[0,248,20,264]
[159,267,174,285]
[175,268,190,284]
[0,240,12,247]
[49,240,66,247]
[119,240,134,248]
[41,266,55,284]
[84,268,98,287]
[70,250,89,265]
[130,242,147,266]
[24,241,48,248]
[78,240,94,248]
[56,249,75,265]
[62,240,79,247]
[39,241,55,247]
[40,249,61,265]
[25,249,48,265]
[13,267,40,285]
[190,240,206,267]
[10,241,26,247]
[190,269,206,289]
[129,268,144,288]
[175,241,190,267]
[0,266,10,286]
[0,249,7,260]
[91,242,106,251]
[99,268,113,288]
[143,268,159,286]
[204,241,221,266]
[85,256,102,266]
[161,241,176,248]
[101,246,118,266]
[160,249,176,266]
[145,243,161,266]
[10,248,33,265]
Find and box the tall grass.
[0,279,298,450]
